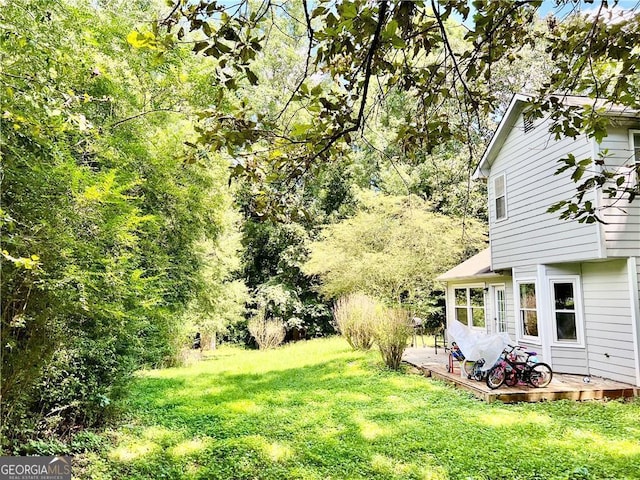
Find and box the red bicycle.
[486,345,553,389]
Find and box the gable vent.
[523,113,535,133]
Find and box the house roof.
[473,94,640,179]
[436,248,504,282]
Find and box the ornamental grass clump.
[373,307,412,370]
[248,310,286,349]
[332,293,376,350]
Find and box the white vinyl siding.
[632,257,640,386]
[599,127,640,257]
[582,260,637,385]
[550,347,589,375]
[488,113,601,270]
[637,257,640,301]
[513,265,537,277]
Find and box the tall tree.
[141,0,639,221]
[304,190,487,318]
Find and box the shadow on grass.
[92,343,640,480]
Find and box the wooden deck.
[403,346,640,403]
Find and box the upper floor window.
[494,173,507,221]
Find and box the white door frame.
[490,284,507,335]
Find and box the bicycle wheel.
[528,363,553,388]
[471,359,486,381]
[505,368,518,387]
[463,360,476,379]
[486,365,506,389]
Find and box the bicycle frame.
[486,345,552,389]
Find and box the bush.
[332,293,376,350]
[21,438,70,456]
[175,347,203,367]
[18,431,105,457]
[69,431,105,453]
[373,307,412,370]
[248,311,286,349]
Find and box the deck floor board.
[403,346,639,403]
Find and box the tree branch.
[109,108,185,128]
[273,0,314,122]
[160,0,181,26]
[431,0,475,102]
[309,0,389,163]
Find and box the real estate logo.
[0,456,72,480]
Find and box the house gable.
[474,94,529,180]
[480,104,602,270]
[476,95,640,269]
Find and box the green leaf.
[384,20,398,40]
[571,167,585,182]
[391,36,406,49]
[193,41,209,53]
[292,123,312,136]
[246,69,258,85]
[126,30,156,49]
[126,30,145,48]
[341,3,357,19]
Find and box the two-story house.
[438,94,640,387]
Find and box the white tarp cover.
[448,319,513,371]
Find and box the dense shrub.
[0,0,229,452]
[248,311,286,349]
[373,307,412,370]
[332,293,377,350]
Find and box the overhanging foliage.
[140,0,640,221]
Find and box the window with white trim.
[494,174,507,221]
[454,287,485,328]
[632,130,640,164]
[550,278,583,345]
[517,282,539,339]
[625,130,640,187]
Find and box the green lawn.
[79,337,640,480]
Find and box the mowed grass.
[80,337,640,480]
